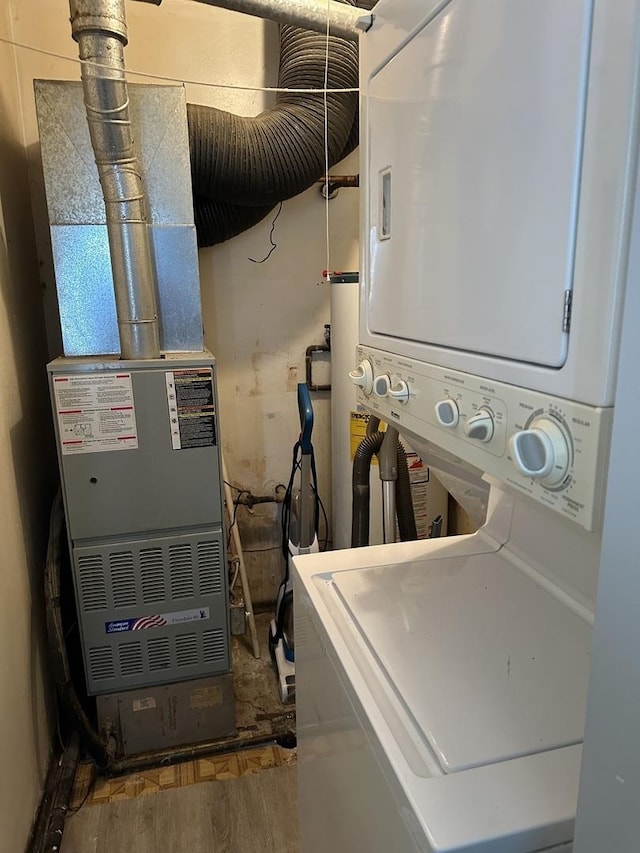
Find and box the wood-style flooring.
[61,763,299,853]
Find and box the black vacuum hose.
[351,431,385,547]
[351,433,418,547]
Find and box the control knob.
[388,379,410,404]
[509,416,570,487]
[435,399,460,428]
[349,360,374,396]
[373,373,391,398]
[464,408,494,443]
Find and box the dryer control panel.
[353,346,613,531]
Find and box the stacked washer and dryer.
[295,1,638,850]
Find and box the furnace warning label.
[53,373,138,455]
[165,368,216,450]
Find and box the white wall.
[13,0,360,602]
[0,3,55,850]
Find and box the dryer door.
[365,0,593,368]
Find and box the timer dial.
[510,416,571,487]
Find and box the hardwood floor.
[61,764,299,853]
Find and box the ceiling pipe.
[130,0,373,40]
[69,0,161,360]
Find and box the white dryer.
[295,0,640,850]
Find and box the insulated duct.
[69,0,160,360]
[187,8,361,246]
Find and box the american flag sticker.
[105,607,210,635]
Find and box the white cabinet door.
[365,0,593,368]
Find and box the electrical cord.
[248,202,283,264]
[226,489,250,550]
[66,763,97,815]
[229,558,241,595]
[313,487,330,551]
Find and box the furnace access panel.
[48,353,230,695]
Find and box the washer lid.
[331,553,591,773]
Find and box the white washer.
[296,480,595,853]
[295,0,640,849]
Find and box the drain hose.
[351,431,385,548]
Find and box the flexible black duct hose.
[351,431,384,547]
[366,415,380,436]
[396,441,418,542]
[193,196,276,245]
[187,7,360,246]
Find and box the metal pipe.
[69,0,160,360]
[379,427,398,544]
[382,481,396,544]
[131,0,372,40]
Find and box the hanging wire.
[248,202,283,263]
[66,765,97,815]
[0,35,358,94]
[323,0,332,277]
[226,489,250,550]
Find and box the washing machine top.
[328,550,591,774]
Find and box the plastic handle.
[298,383,314,454]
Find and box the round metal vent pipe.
[131,0,372,40]
[69,0,160,360]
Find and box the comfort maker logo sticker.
[105,607,210,634]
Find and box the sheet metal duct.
[35,81,203,358]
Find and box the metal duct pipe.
[132,0,372,40]
[69,0,160,360]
